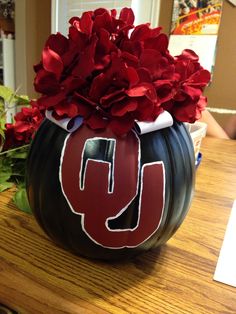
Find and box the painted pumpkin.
[26,119,195,260]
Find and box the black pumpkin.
[26,119,195,260]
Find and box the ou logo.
[60,126,165,249]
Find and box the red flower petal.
[111,9,117,18]
[69,16,80,26]
[96,28,113,55]
[93,10,113,34]
[182,85,202,101]
[137,68,152,82]
[140,49,162,73]
[77,103,93,118]
[89,73,110,101]
[86,111,109,130]
[150,26,162,37]
[68,27,87,52]
[111,99,137,117]
[126,67,139,87]
[62,76,86,93]
[37,92,66,109]
[135,98,155,121]
[74,92,97,106]
[54,101,78,118]
[176,49,199,62]
[94,54,111,71]
[155,80,174,103]
[45,33,69,56]
[144,33,169,53]
[34,62,43,73]
[173,90,187,102]
[80,12,93,35]
[162,64,175,80]
[119,8,135,25]
[71,94,95,118]
[94,8,109,17]
[195,95,207,120]
[162,100,174,113]
[121,40,143,58]
[34,69,60,94]
[126,83,157,102]
[187,70,211,88]
[121,51,139,67]
[72,35,98,78]
[42,47,63,79]
[109,115,134,136]
[130,24,150,41]
[100,89,126,108]
[126,84,149,97]
[172,100,197,123]
[154,104,164,117]
[14,121,31,133]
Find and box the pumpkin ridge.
[26,119,195,260]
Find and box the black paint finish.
[26,119,195,261]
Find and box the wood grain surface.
[0,137,235,314]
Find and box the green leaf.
[0,86,30,115]
[9,150,28,159]
[0,127,5,138]
[13,188,32,214]
[0,99,4,114]
[0,181,14,192]
[0,103,6,144]
[0,120,5,131]
[15,95,30,107]
[0,145,29,190]
[0,172,12,183]
[0,85,14,102]
[0,182,14,193]
[0,157,12,171]
[0,144,30,157]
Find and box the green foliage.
[13,187,31,214]
[0,85,30,148]
[0,144,31,213]
[0,85,16,103]
[0,85,30,107]
[0,85,32,214]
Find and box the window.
[52,0,160,35]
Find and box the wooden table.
[0,137,236,314]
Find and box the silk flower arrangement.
[33,8,210,133]
[2,8,210,259]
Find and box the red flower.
[33,8,210,135]
[161,49,211,122]
[3,107,44,150]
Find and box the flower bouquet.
[3,8,210,260]
[0,86,44,212]
[33,8,210,133]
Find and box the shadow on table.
[56,245,167,302]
